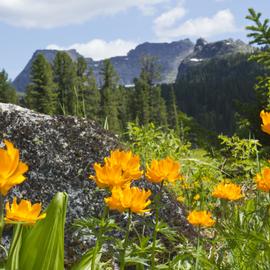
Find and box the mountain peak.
[13,39,194,91]
[194,38,208,52]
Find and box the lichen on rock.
[0,103,194,266]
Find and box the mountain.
[171,38,261,135]
[176,38,255,79]
[13,39,194,92]
[13,49,81,92]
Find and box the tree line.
[0,53,180,134]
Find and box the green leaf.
[6,192,68,270]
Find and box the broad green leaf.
[6,192,68,270]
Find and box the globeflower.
[105,185,151,214]
[187,210,215,227]
[255,167,270,192]
[260,110,270,135]
[104,150,143,181]
[90,163,128,189]
[5,197,46,224]
[146,157,181,184]
[0,140,28,196]
[212,182,244,201]
[90,150,143,189]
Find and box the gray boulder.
[0,103,194,266]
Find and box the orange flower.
[0,140,28,196]
[260,110,270,135]
[105,185,151,214]
[90,163,128,189]
[187,210,215,227]
[90,150,143,189]
[105,150,143,181]
[255,167,270,192]
[212,182,244,201]
[5,197,46,224]
[146,157,181,184]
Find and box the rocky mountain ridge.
[12,38,253,92]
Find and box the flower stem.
[120,210,132,270]
[91,206,108,270]
[195,227,201,270]
[151,181,164,269]
[0,194,4,241]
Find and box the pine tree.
[167,86,179,133]
[25,54,56,114]
[149,85,167,126]
[134,56,167,126]
[0,70,18,104]
[75,56,88,117]
[53,52,77,115]
[100,59,120,132]
[134,77,150,125]
[83,68,101,121]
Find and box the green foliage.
[126,122,190,165]
[72,213,119,270]
[6,192,68,270]
[0,70,18,104]
[218,134,261,160]
[174,52,262,135]
[240,9,270,144]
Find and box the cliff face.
[12,39,194,91]
[0,103,193,265]
[176,38,254,80]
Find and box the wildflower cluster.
[0,140,46,224]
[187,210,215,227]
[90,150,151,214]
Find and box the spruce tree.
[75,56,88,117]
[149,85,167,126]
[25,54,56,114]
[134,77,150,125]
[100,59,120,132]
[134,55,167,126]
[53,52,77,115]
[0,70,18,104]
[84,68,101,121]
[167,86,179,133]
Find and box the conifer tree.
[0,70,18,104]
[167,86,180,133]
[83,68,101,121]
[149,85,167,126]
[134,55,167,126]
[100,59,120,132]
[134,77,150,125]
[75,56,88,117]
[53,52,77,115]
[25,54,56,114]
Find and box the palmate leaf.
[6,192,68,270]
[71,247,102,270]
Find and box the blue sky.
[0,0,269,80]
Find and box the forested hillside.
[0,38,268,147]
[171,53,265,134]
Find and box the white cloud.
[47,39,137,60]
[0,0,167,28]
[154,9,238,40]
[154,4,187,29]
